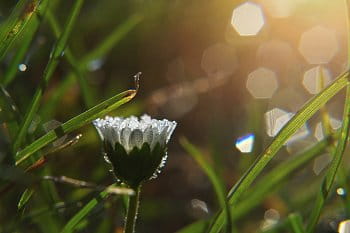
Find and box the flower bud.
[93,115,177,187]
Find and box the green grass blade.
[18,188,34,209]
[180,137,232,233]
[81,13,143,65]
[288,213,306,233]
[60,183,134,233]
[60,191,108,233]
[15,89,136,166]
[207,70,349,233]
[0,0,41,61]
[2,0,50,87]
[40,13,143,118]
[2,28,35,86]
[176,136,329,233]
[306,85,350,233]
[231,137,329,220]
[12,0,85,153]
[45,10,94,108]
[175,220,209,233]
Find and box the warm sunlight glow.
[298,26,339,64]
[246,67,278,99]
[201,43,238,77]
[302,66,332,94]
[231,2,265,36]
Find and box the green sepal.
[104,141,166,187]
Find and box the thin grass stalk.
[12,0,85,154]
[306,87,350,232]
[39,13,143,118]
[288,213,306,233]
[0,0,42,61]
[207,70,349,233]
[15,89,136,166]
[180,137,232,233]
[305,0,350,231]
[45,10,94,108]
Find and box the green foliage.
[1,0,350,232]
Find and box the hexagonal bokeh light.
[314,118,342,141]
[256,40,297,72]
[231,2,265,36]
[265,108,309,142]
[235,133,255,153]
[265,108,292,137]
[298,26,339,64]
[302,66,332,94]
[246,67,278,99]
[262,0,296,18]
[339,220,350,233]
[201,43,238,77]
[313,153,332,175]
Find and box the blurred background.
[0,0,349,232]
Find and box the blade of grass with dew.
[288,213,306,233]
[0,0,41,61]
[45,10,94,108]
[40,13,143,118]
[15,88,137,166]
[176,136,330,233]
[207,70,349,233]
[180,137,232,233]
[2,0,50,87]
[306,85,350,233]
[12,0,85,153]
[230,137,330,221]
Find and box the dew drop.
[18,64,27,72]
[337,187,347,196]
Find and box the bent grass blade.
[15,89,137,166]
[207,70,349,233]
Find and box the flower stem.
[124,185,141,233]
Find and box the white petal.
[166,122,177,143]
[143,126,154,145]
[129,129,143,149]
[151,128,160,150]
[159,125,169,146]
[120,127,131,152]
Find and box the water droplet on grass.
[18,64,27,72]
